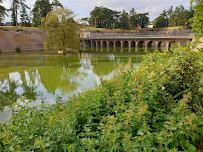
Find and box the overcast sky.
[2,0,191,22]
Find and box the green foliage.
[32,0,52,27]
[16,47,21,53]
[0,44,202,151]
[0,49,2,55]
[10,0,30,26]
[190,0,203,40]
[89,6,149,29]
[0,0,7,24]
[120,10,130,29]
[42,7,80,51]
[153,5,194,28]
[16,29,23,32]
[20,6,31,27]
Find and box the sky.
[2,0,191,22]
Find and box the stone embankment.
[0,29,44,52]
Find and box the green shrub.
[0,50,2,55]
[16,47,21,54]
[0,44,202,151]
[16,29,24,32]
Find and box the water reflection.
[0,52,143,123]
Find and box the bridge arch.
[123,41,129,48]
[108,41,114,47]
[138,41,145,47]
[97,41,101,48]
[115,41,121,47]
[102,41,107,47]
[169,41,177,48]
[147,41,156,48]
[92,41,96,47]
[131,41,136,47]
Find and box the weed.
[16,29,24,32]
[16,47,21,54]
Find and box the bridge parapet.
[80,29,193,39]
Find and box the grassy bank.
[0,44,202,151]
[0,25,188,33]
[81,26,189,33]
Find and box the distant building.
[148,25,154,28]
[80,31,91,38]
[5,22,11,26]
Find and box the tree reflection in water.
[0,52,143,123]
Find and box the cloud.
[2,0,191,22]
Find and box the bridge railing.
[88,29,193,39]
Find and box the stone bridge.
[80,29,194,52]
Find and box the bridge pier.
[100,40,103,52]
[95,40,98,52]
[166,41,169,52]
[120,41,124,52]
[155,41,159,53]
[135,41,138,52]
[113,41,116,52]
[144,41,149,53]
[106,41,109,52]
[90,40,93,51]
[128,41,132,52]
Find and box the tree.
[51,0,63,9]
[32,0,52,27]
[20,3,31,26]
[42,7,80,51]
[90,6,102,28]
[153,10,168,27]
[120,10,130,29]
[190,0,203,40]
[137,13,149,28]
[0,0,7,25]
[10,0,29,26]
[129,8,138,29]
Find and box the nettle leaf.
[182,138,197,152]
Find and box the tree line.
[0,0,63,27]
[0,0,199,29]
[153,5,194,28]
[82,7,150,29]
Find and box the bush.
[16,29,24,32]
[0,50,2,55]
[16,47,21,54]
[0,44,202,151]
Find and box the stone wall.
[89,29,192,38]
[0,29,44,52]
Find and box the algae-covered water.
[0,50,145,123]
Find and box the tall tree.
[51,0,63,9]
[32,0,51,27]
[129,8,138,29]
[190,0,203,40]
[0,0,7,25]
[137,13,149,28]
[153,10,168,27]
[90,6,102,28]
[10,0,29,26]
[42,7,80,51]
[120,10,130,29]
[20,6,31,26]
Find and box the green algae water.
[0,51,144,123]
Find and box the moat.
[0,51,143,123]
